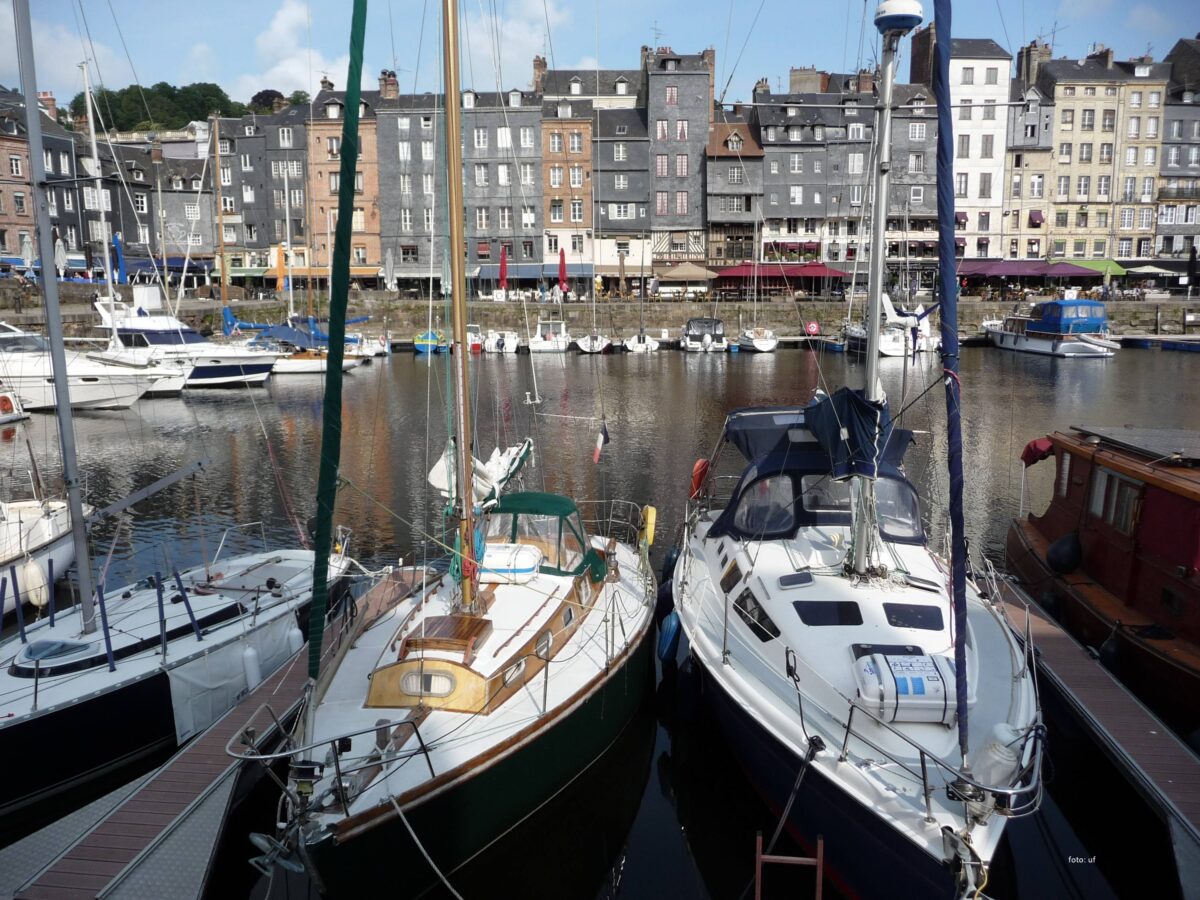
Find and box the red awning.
[801,241,820,251]
[1020,437,1054,467]
[716,261,848,279]
[1028,210,1044,226]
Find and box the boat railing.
[211,521,271,566]
[576,499,646,549]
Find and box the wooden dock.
[998,581,1200,840]
[7,569,427,900]
[1119,333,1200,351]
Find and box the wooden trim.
[1050,433,1200,503]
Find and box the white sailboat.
[226,6,657,892]
[669,5,1043,896]
[0,10,355,839]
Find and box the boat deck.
[998,580,1200,836]
[9,568,426,900]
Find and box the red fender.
[690,458,710,499]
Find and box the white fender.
[242,644,263,690]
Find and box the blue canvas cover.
[1026,299,1108,336]
[252,324,321,349]
[723,406,814,461]
[807,388,911,480]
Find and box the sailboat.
[668,4,1043,896]
[622,267,659,352]
[0,7,355,840]
[737,252,778,352]
[227,4,657,893]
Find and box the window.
[733,475,795,536]
[551,199,563,222]
[1089,467,1142,535]
[1170,119,1183,139]
[1057,175,1070,198]
[398,173,411,195]
[188,232,202,246]
[474,127,488,149]
[1123,176,1136,201]
[961,66,974,85]
[656,191,668,215]
[462,91,475,109]
[675,191,688,215]
[221,195,235,212]
[548,165,563,189]
[1125,147,1137,168]
[1079,143,1093,163]
[1130,91,1142,109]
[242,184,254,202]
[789,185,803,205]
[1077,175,1090,199]
[475,207,489,229]
[1081,109,1094,131]
[959,99,972,121]
[520,127,534,148]
[847,152,864,175]
[1098,175,1110,197]
[1118,237,1132,256]
[985,66,998,85]
[422,141,433,161]
[352,207,365,231]
[497,127,512,149]
[1055,210,1069,228]
[1127,116,1140,138]
[655,120,668,141]
[9,155,23,177]
[291,188,304,207]
[981,135,993,158]
[400,245,418,263]
[398,142,411,161]
[789,153,803,174]
[223,224,237,243]
[546,233,558,252]
[1120,207,1134,229]
[794,601,863,627]
[571,234,583,252]
[908,153,924,174]
[957,134,970,158]
[278,126,293,148]
[398,116,411,131]
[1138,207,1153,230]
[1141,177,1154,201]
[423,208,433,231]
[499,207,512,229]
[909,122,926,141]
[910,186,923,204]
[655,154,668,178]
[1093,239,1106,257]
[848,123,865,140]
[614,173,628,190]
[979,211,990,231]
[1168,147,1182,167]
[613,202,631,219]
[400,209,413,232]
[569,132,582,153]
[1102,109,1115,132]
[1011,174,1022,198]
[665,86,678,105]
[498,163,511,186]
[676,120,688,141]
[849,184,863,206]
[614,142,627,162]
[324,103,339,120]
[220,165,232,186]
[1059,142,1072,162]
[954,173,968,198]
[728,166,744,185]
[733,589,781,642]
[1100,143,1113,163]
[1147,117,1159,139]
[475,163,489,187]
[62,191,73,211]
[570,198,583,222]
[522,239,534,257]
[520,163,534,185]
[675,155,687,178]
[1061,108,1075,129]
[60,151,70,173]
[550,132,564,153]
[1149,91,1161,108]
[1053,239,1066,257]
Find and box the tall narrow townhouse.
[308,77,382,282]
[593,109,651,289]
[822,90,874,274]
[1036,48,1169,263]
[542,98,593,278]
[256,104,310,278]
[911,29,1010,261]
[461,89,543,281]
[705,109,763,267]
[378,90,448,287]
[752,85,833,263]
[1004,41,1055,261]
[0,109,32,265]
[644,46,715,263]
[1159,38,1200,259]
[157,158,216,259]
[888,84,940,290]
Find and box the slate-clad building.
[593,107,651,288]
[705,110,762,266]
[1159,38,1200,258]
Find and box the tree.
[249,88,285,112]
[287,90,311,107]
[68,81,245,130]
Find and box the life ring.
[0,394,13,415]
[689,458,709,499]
[639,505,657,547]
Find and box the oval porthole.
[503,659,525,686]
[400,670,455,697]
[535,631,552,659]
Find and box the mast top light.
[874,0,923,36]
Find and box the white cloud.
[461,0,569,91]
[0,14,131,107]
[1124,3,1173,39]
[180,43,216,84]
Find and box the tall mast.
[284,163,295,319]
[441,0,477,611]
[14,0,97,632]
[211,115,227,306]
[79,63,116,304]
[852,1,921,575]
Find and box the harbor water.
[14,345,1199,899]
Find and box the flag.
[593,420,610,464]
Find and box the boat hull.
[575,335,611,354]
[1006,519,1199,738]
[700,656,959,899]
[304,625,654,896]
[0,509,76,616]
[984,327,1115,358]
[737,335,778,353]
[4,373,154,410]
[622,335,660,353]
[186,359,277,386]
[681,339,728,353]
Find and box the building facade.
[541,98,592,273]
[1159,38,1200,258]
[705,111,762,266]
[593,108,651,288]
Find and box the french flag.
[593,420,610,464]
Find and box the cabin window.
[563,605,574,628]
[1057,451,1071,497]
[720,558,743,594]
[733,474,795,537]
[793,600,863,626]
[401,670,455,697]
[733,589,780,642]
[875,479,924,543]
[535,631,552,659]
[502,659,525,685]
[800,475,852,513]
[1089,467,1142,535]
[883,603,944,631]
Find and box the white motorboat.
[0,324,162,410]
[271,348,362,375]
[680,317,728,352]
[466,323,484,353]
[982,299,1119,358]
[737,327,779,353]
[484,329,519,353]
[95,301,281,386]
[527,316,572,353]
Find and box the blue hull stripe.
[186,363,275,386]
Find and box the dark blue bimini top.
[1026,299,1108,335]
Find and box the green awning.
[493,491,578,518]
[1071,259,1126,277]
[228,267,269,277]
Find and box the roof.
[594,108,647,139]
[706,118,763,157]
[950,38,1011,60]
[312,89,383,119]
[542,69,644,97]
[1073,426,1200,465]
[541,98,595,119]
[1037,57,1172,91]
[493,492,578,518]
[460,90,542,109]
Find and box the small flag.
[593,420,610,464]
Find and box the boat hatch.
[24,639,88,660]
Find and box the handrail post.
[839,706,855,761]
[330,743,351,817]
[96,584,116,672]
[47,557,55,626]
[7,572,26,643]
[721,591,731,664]
[754,831,764,900]
[920,752,935,823]
[410,722,437,779]
[155,575,168,660]
[171,570,204,641]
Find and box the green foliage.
[288,90,311,107]
[67,81,248,131]
[249,88,285,112]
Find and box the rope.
[388,793,465,900]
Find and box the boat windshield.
[486,510,587,576]
[124,329,207,346]
[0,333,48,352]
[536,320,566,336]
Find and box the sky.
[1,0,1196,114]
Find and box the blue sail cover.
[252,324,321,349]
[807,388,911,479]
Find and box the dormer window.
[325,102,340,119]
[615,80,628,96]
[359,101,366,116]
[133,170,144,182]
[615,124,628,135]
[1134,65,1150,77]
[244,125,254,136]
[192,177,202,190]
[463,91,475,108]
[171,176,183,190]
[665,59,678,71]
[569,78,582,96]
[845,101,859,116]
[727,134,743,151]
[509,90,522,108]
[558,102,571,118]
[786,106,798,117]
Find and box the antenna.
[651,20,665,46]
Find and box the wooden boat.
[1009,425,1200,745]
[982,299,1119,357]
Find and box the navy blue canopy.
[723,406,814,461]
[252,324,321,349]
[807,388,912,480]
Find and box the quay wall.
[1,284,1197,337]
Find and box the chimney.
[753,77,771,98]
[701,46,717,110]
[320,76,334,92]
[1087,45,1114,69]
[819,72,831,92]
[1016,40,1052,85]
[532,55,547,92]
[37,90,57,121]
[271,96,287,113]
[909,22,935,85]
[150,144,163,164]
[789,67,821,93]
[378,69,389,94]
[640,45,651,71]
[378,69,399,100]
[856,69,875,92]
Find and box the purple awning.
[954,212,968,225]
[1028,210,1044,226]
